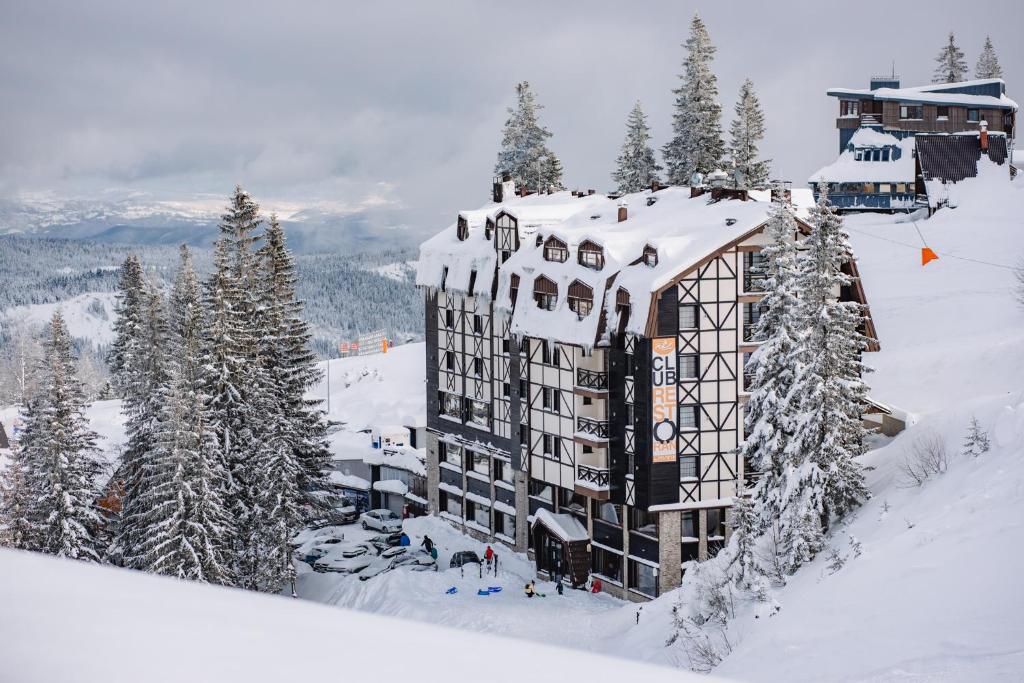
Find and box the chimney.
[617,202,628,222]
[493,173,515,202]
[980,120,989,153]
[587,189,595,196]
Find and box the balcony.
[576,416,609,440]
[576,464,610,492]
[576,367,608,392]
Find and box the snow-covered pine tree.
[245,214,331,592]
[782,186,870,573]
[132,246,234,583]
[19,312,102,561]
[961,416,991,457]
[727,487,765,595]
[611,101,662,194]
[933,32,968,83]
[113,273,169,568]
[107,255,145,397]
[494,81,565,193]
[728,79,770,189]
[0,445,33,550]
[662,13,724,184]
[975,36,1003,80]
[739,196,801,528]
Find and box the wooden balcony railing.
[576,464,610,490]
[576,416,609,440]
[576,367,608,391]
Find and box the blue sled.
[488,586,502,593]
[446,587,458,595]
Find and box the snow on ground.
[369,260,414,281]
[0,548,715,683]
[2,291,118,348]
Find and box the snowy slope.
[2,292,118,348]
[0,548,717,683]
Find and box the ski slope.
[0,547,715,683]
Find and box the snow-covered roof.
[328,471,370,490]
[846,128,901,148]
[418,186,781,345]
[827,79,1017,110]
[809,136,917,184]
[531,508,589,543]
[373,479,409,495]
[363,445,426,476]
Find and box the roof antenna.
[892,61,896,79]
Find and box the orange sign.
[651,337,678,463]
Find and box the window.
[630,508,658,536]
[502,338,510,353]
[541,340,559,366]
[494,459,514,484]
[578,240,604,270]
[445,352,454,371]
[441,266,449,291]
[473,357,484,377]
[510,273,520,306]
[468,270,477,294]
[624,352,635,377]
[899,104,923,120]
[679,354,698,380]
[840,99,859,117]
[680,455,698,479]
[896,182,909,193]
[681,511,698,539]
[440,392,462,419]
[519,378,527,397]
[530,480,553,502]
[542,434,554,456]
[592,546,622,583]
[582,444,592,454]
[679,304,698,330]
[707,508,726,540]
[542,387,552,410]
[679,405,698,430]
[467,399,489,428]
[470,450,489,476]
[642,245,658,267]
[743,251,767,292]
[881,148,890,161]
[967,108,980,122]
[446,494,462,518]
[473,314,483,334]
[501,249,511,264]
[862,182,876,194]
[936,106,949,119]
[629,560,657,597]
[879,183,891,194]
[533,276,557,311]
[503,382,510,398]
[681,542,699,563]
[471,501,490,528]
[595,501,620,525]
[567,280,594,319]
[625,403,635,425]
[445,309,454,328]
[543,237,568,263]
[854,150,863,161]
[582,396,592,407]
[442,442,462,467]
[457,216,469,241]
[743,302,763,342]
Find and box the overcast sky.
[2,0,1020,237]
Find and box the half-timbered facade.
[416,182,877,601]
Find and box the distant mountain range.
[0,194,429,254]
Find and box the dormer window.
[544,236,568,262]
[510,273,520,306]
[484,218,494,241]
[642,245,658,267]
[533,275,557,311]
[577,240,604,270]
[567,280,593,319]
[457,216,469,241]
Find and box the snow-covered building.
[915,128,1013,209]
[416,182,878,600]
[814,77,1017,212]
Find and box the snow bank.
[0,548,714,683]
[2,292,118,348]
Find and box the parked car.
[360,509,403,533]
[338,541,376,558]
[314,553,376,574]
[449,551,481,569]
[395,550,436,570]
[300,538,345,564]
[358,556,399,581]
[380,545,408,558]
[367,532,403,550]
[336,499,359,524]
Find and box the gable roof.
[916,133,1009,184]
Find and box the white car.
[314,553,376,574]
[359,509,403,533]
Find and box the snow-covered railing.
[576,416,609,440]
[576,464,610,490]
[576,367,608,391]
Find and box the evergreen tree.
[728,79,770,189]
[107,255,145,397]
[18,312,102,560]
[611,101,662,194]
[133,247,234,583]
[739,197,801,528]
[933,32,968,84]
[782,187,870,572]
[0,446,33,550]
[975,36,1003,80]
[494,81,565,193]
[727,487,765,595]
[961,416,991,457]
[113,274,169,568]
[663,13,724,184]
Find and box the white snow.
[0,547,715,683]
[2,292,118,348]
[532,508,589,542]
[372,479,409,495]
[328,471,370,489]
[809,135,916,184]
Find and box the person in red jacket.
[484,545,494,569]
[590,576,602,594]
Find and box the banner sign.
[651,337,678,463]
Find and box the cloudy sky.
[2,0,1020,239]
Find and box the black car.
[449,550,481,568]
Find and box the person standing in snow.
[421,535,434,554]
[524,580,536,598]
[399,532,410,547]
[484,545,494,569]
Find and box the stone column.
[698,509,709,561]
[658,510,682,595]
[426,433,440,514]
[514,470,529,552]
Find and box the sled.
[477,589,490,596]
[445,586,458,595]
[487,586,502,593]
